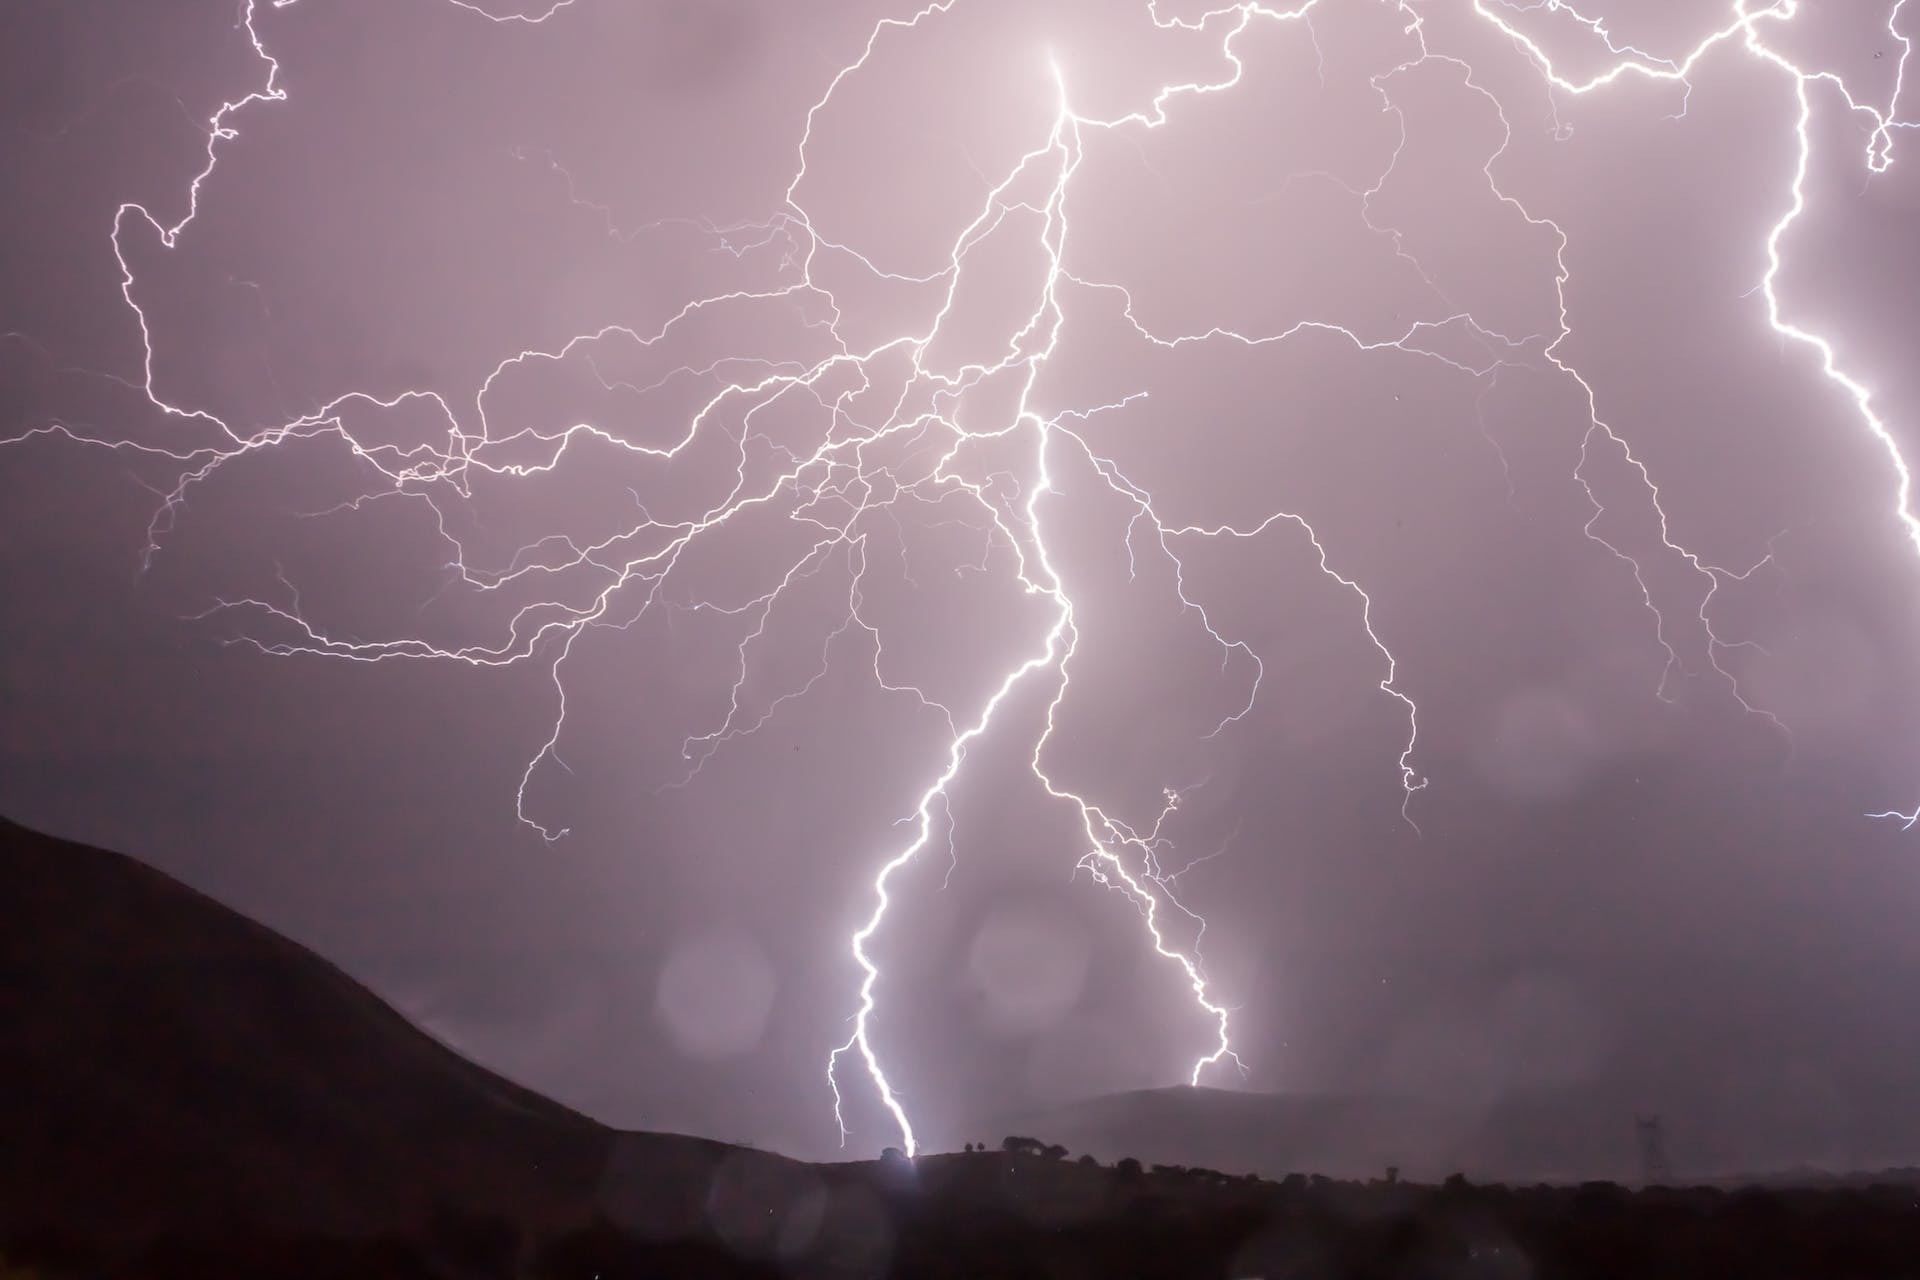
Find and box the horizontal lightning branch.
[4,0,1916,1156]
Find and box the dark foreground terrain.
[14,1149,1920,1279]
[7,815,1920,1279]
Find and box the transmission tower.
[1635,1114,1671,1185]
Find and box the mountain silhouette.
[0,814,625,1241]
[13,814,1920,1280]
[978,1083,1646,1185]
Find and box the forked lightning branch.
[4,0,1915,1157]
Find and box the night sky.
[6,0,1920,1172]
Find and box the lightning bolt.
[1456,0,1919,813]
[6,0,1918,1158]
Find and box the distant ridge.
[0,814,618,1240]
[981,1082,1920,1190]
[981,1083,1646,1185]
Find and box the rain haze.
[5,0,1920,1179]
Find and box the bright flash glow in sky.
[6,0,1920,1168]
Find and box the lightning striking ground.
[6,0,1919,1157]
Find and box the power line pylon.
[1635,1114,1671,1185]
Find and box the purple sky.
[6,0,1920,1171]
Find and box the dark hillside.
[0,815,612,1240]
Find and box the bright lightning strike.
[6,0,1919,1159]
